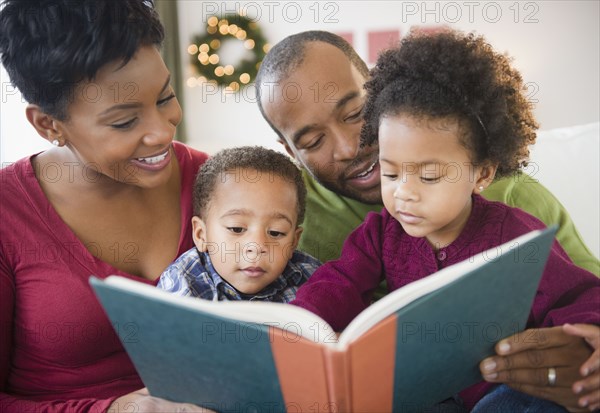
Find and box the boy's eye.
[111,118,137,129]
[268,230,286,238]
[227,227,245,234]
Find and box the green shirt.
[299,171,599,276]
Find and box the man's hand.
[478,326,594,412]
[563,323,600,411]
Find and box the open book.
[90,227,555,413]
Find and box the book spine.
[323,348,351,412]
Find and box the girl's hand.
[478,326,594,412]
[108,388,216,412]
[563,323,600,411]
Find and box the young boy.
[158,146,320,302]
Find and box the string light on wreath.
[188,13,270,91]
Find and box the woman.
[0,1,210,411]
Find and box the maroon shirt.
[0,142,208,412]
[292,194,600,407]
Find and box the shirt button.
[437,250,447,261]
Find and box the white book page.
[101,276,334,344]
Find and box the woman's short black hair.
[362,29,539,177]
[0,0,164,120]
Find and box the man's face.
[260,42,382,204]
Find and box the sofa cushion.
[529,122,599,258]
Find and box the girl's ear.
[474,163,498,194]
[191,216,209,252]
[25,104,65,146]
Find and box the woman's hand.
[478,326,595,412]
[109,388,216,412]
[563,323,600,411]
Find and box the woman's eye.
[158,94,176,106]
[382,174,398,181]
[111,118,137,129]
[227,227,245,234]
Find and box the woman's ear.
[25,104,65,146]
[474,163,498,194]
[191,216,208,252]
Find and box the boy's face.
[379,114,495,249]
[192,168,303,295]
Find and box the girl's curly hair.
[362,29,538,177]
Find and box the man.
[256,30,599,411]
[255,30,598,275]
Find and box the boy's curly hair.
[193,146,306,225]
[362,29,538,177]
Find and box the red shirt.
[0,142,208,412]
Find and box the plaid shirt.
[157,248,321,303]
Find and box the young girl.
[291,30,600,412]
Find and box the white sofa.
[529,122,599,259]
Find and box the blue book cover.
[90,227,555,412]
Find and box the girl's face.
[379,114,494,249]
[54,45,182,189]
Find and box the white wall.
[177,0,600,154]
[1,1,598,163]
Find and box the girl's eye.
[158,93,176,106]
[111,118,137,129]
[268,230,286,238]
[421,177,441,183]
[227,227,245,234]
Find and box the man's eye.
[345,107,363,122]
[302,136,323,151]
[227,227,245,234]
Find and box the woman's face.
[56,45,182,189]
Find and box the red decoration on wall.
[336,32,354,47]
[367,30,401,64]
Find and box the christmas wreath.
[189,14,269,90]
